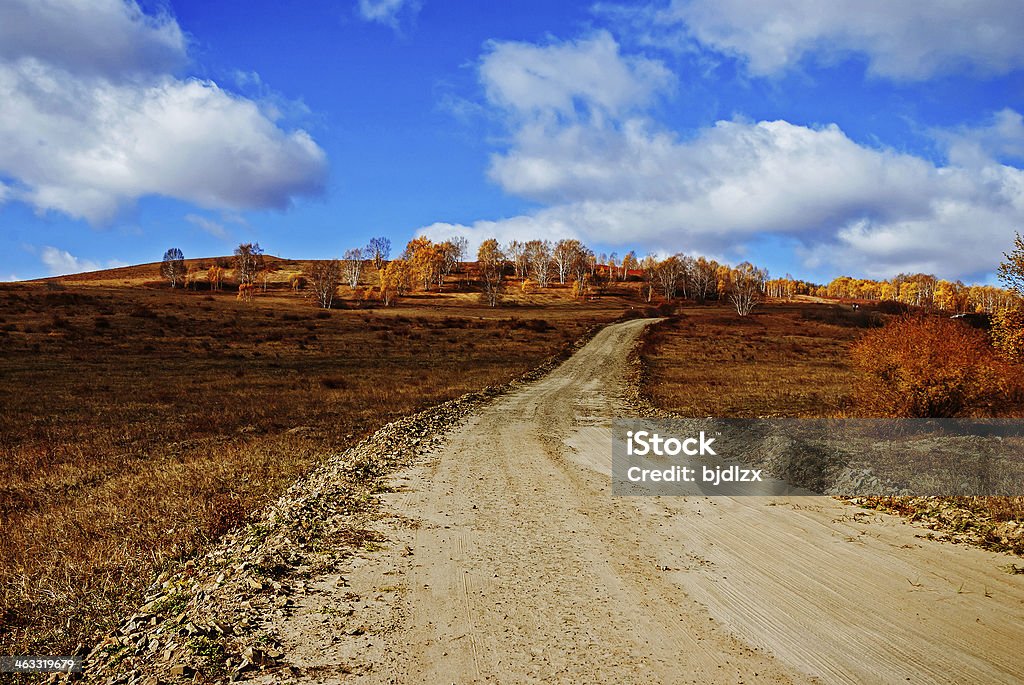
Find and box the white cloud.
[357,0,419,28]
[0,0,327,224]
[421,32,1024,280]
[39,246,127,276]
[656,0,1024,79]
[439,117,1024,279]
[480,31,673,120]
[0,0,186,78]
[40,247,98,275]
[942,108,1024,168]
[185,213,228,239]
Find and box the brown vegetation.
[851,315,1024,417]
[0,281,621,657]
[10,235,1022,655]
[640,302,862,417]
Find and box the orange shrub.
[851,316,1022,417]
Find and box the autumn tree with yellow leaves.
[378,259,412,306]
[207,265,225,291]
[824,273,1016,313]
[403,237,446,292]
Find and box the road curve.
[276,318,1024,684]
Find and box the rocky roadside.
[851,495,1024,558]
[54,328,604,685]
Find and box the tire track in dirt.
[265,318,1024,684]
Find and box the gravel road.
[267,318,1024,684]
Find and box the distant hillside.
[42,255,305,287]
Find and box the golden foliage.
[827,273,1016,313]
[570,275,590,300]
[207,265,225,291]
[404,237,444,291]
[992,307,1024,363]
[236,283,256,302]
[851,316,1021,417]
[379,259,413,305]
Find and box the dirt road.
[270,319,1024,684]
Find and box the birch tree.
[478,239,506,307]
[367,236,391,270]
[525,240,552,287]
[730,262,767,316]
[306,259,342,309]
[553,239,585,285]
[342,248,364,287]
[234,242,264,286]
[161,248,185,288]
[379,259,412,306]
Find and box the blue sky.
[2,0,1024,284]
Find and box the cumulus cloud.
[440,117,1024,279]
[942,108,1024,168]
[652,0,1024,79]
[480,31,674,119]
[356,0,419,28]
[0,0,186,78]
[420,32,1024,280]
[0,0,327,224]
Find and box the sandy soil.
[262,318,1024,684]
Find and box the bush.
[852,316,1022,417]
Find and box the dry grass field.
[639,301,865,418]
[0,270,626,657]
[4,268,1021,659]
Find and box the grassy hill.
[0,262,635,657]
